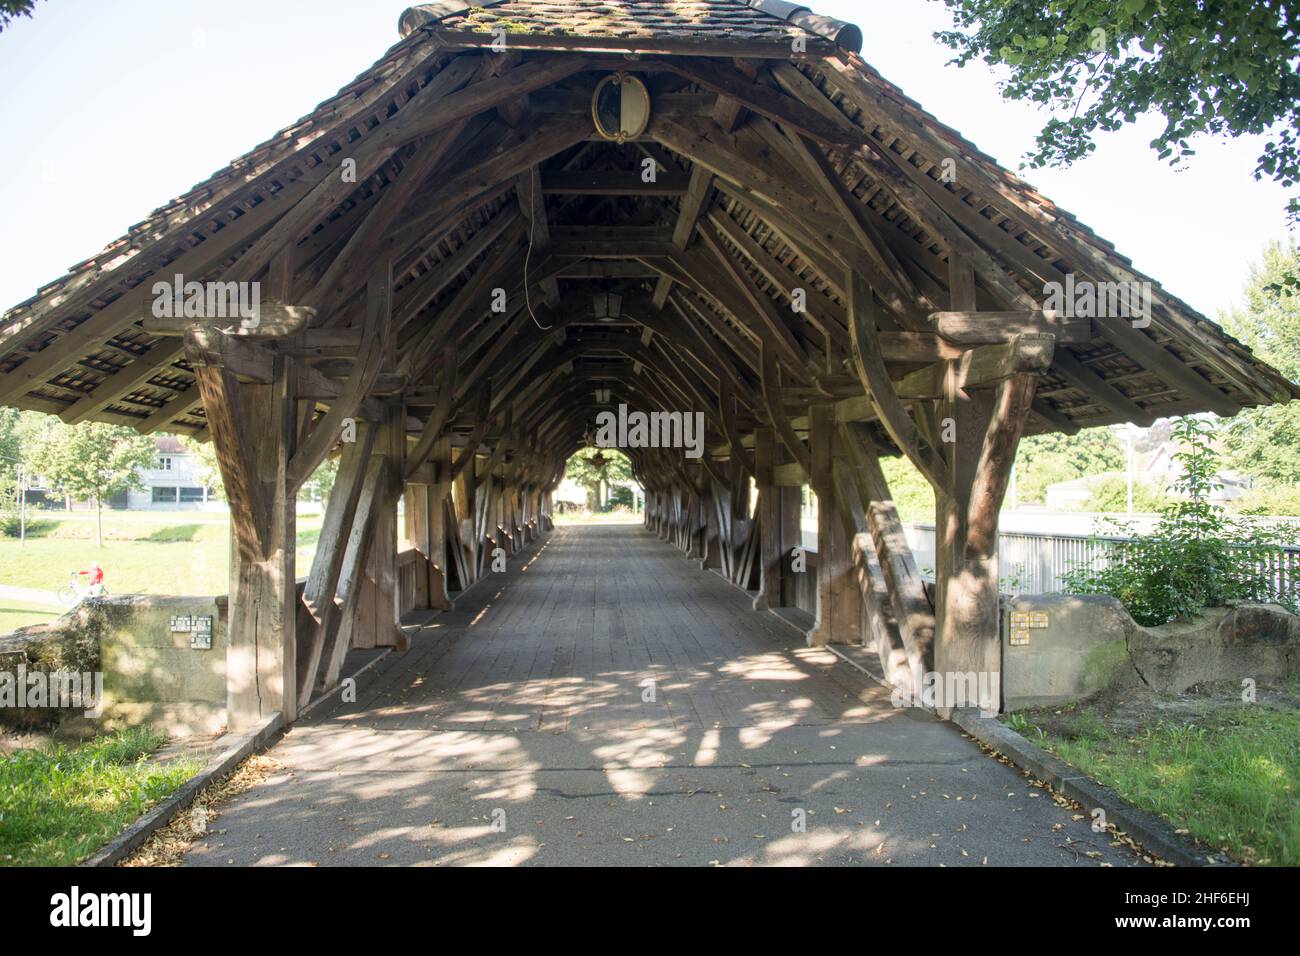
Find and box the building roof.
[399,1,862,52]
[0,1,1294,454]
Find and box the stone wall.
[1002,594,1300,709]
[1,595,229,736]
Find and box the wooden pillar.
[403,471,433,610]
[192,343,299,729]
[753,428,781,610]
[427,435,454,610]
[453,451,478,587]
[806,404,862,647]
[404,438,454,614]
[930,258,1039,712]
[354,402,406,650]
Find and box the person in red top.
[76,562,105,596]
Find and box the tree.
[934,0,1300,219]
[879,455,935,523]
[0,1,42,32]
[1063,417,1291,624]
[565,449,633,510]
[25,419,156,547]
[0,408,21,480]
[1013,427,1125,504]
[180,435,224,501]
[1082,475,1170,513]
[1221,241,1300,485]
[301,456,339,506]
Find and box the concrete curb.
[948,708,1229,867]
[822,646,1224,867]
[80,712,285,868]
[297,648,392,721]
[78,530,562,867]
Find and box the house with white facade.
[116,435,217,510]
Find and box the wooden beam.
[540,170,690,195]
[185,331,267,561]
[933,311,1091,345]
[652,57,868,150]
[287,263,391,493]
[404,346,457,480]
[847,271,948,490]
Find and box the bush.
[1082,475,1170,513]
[605,485,634,510]
[1233,483,1300,516]
[1063,417,1294,626]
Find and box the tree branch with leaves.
[934,0,1300,220]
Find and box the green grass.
[553,510,643,525]
[0,599,62,634]
[0,728,200,866]
[0,510,322,598]
[1017,707,1300,865]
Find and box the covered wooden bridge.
[1,0,1295,731]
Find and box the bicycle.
[56,572,108,606]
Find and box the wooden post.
[753,427,781,610]
[930,256,1040,713]
[191,342,299,729]
[806,403,862,647]
[427,434,454,610]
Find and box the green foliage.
[0,728,199,866]
[1222,242,1300,486]
[0,473,16,537]
[565,448,633,509]
[1013,427,1124,504]
[934,0,1300,219]
[1023,706,1300,866]
[180,435,224,501]
[1233,483,1300,516]
[0,408,21,480]
[300,455,338,505]
[0,0,40,33]
[23,419,155,508]
[1063,417,1293,625]
[879,455,934,523]
[1081,475,1169,513]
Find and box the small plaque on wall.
[170,614,214,650]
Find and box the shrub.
[1081,475,1170,513]
[1232,483,1300,517]
[1063,417,1294,626]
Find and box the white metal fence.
[903,523,1300,602]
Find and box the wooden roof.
[0,0,1294,456]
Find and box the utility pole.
[1125,424,1135,516]
[17,462,26,546]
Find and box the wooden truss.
[2,21,1295,726]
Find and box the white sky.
[0,0,1293,320]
